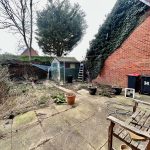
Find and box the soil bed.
[0,81,64,119]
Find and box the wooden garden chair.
[107,99,150,150]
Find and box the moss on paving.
[13,111,37,127]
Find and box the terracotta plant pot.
[66,93,76,105]
[88,86,97,95]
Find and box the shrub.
[0,66,10,103]
[0,53,18,64]
[52,94,66,105]
[37,96,50,107]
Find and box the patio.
[0,84,149,150]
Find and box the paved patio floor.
[1,85,149,150]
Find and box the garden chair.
[107,99,150,150]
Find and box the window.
[65,63,70,68]
[70,64,75,68]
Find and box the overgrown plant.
[0,53,18,64]
[37,96,49,107]
[52,94,66,105]
[0,66,10,103]
[0,0,34,61]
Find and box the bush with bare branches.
[0,66,10,103]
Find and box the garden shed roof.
[55,57,79,63]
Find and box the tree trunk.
[29,0,33,62]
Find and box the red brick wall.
[95,16,150,87]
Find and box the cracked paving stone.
[35,106,58,120]
[35,141,57,150]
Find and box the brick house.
[96,16,150,87]
[21,48,39,56]
[90,0,150,87]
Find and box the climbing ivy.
[86,0,149,79]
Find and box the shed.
[51,57,80,82]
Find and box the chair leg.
[108,121,115,150]
[146,141,150,150]
[133,102,138,113]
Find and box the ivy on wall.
[86,0,149,79]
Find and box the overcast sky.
[0,0,117,60]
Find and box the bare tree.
[0,0,33,61]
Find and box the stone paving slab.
[0,119,12,135]
[74,113,108,150]
[53,84,75,94]
[75,102,97,117]
[13,111,38,130]
[80,125,107,149]
[0,124,45,150]
[12,124,45,150]
[54,104,72,113]
[62,108,87,126]
[35,106,58,120]
[0,137,11,150]
[35,141,57,150]
[50,127,95,150]
[77,89,89,95]
[41,114,70,139]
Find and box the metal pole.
[48,67,50,80]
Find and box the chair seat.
[113,126,150,150]
[107,99,150,150]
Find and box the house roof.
[55,57,79,63]
[21,48,39,56]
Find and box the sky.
[0,0,117,61]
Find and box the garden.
[0,65,150,150]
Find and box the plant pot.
[66,93,76,105]
[112,87,122,95]
[88,86,97,95]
